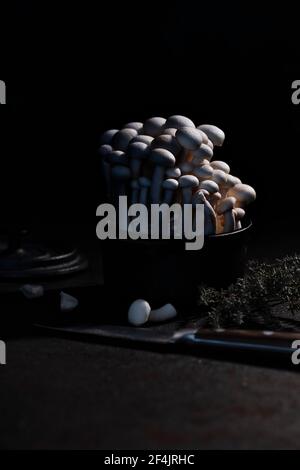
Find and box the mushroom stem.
[223,209,235,233]
[149,304,177,322]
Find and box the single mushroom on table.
[192,190,216,235]
[112,128,138,151]
[100,129,119,145]
[149,303,177,322]
[128,299,151,326]
[162,178,179,205]
[127,141,149,179]
[143,117,166,137]
[149,148,176,203]
[216,196,237,234]
[138,176,151,206]
[197,124,225,147]
[227,183,256,208]
[178,175,199,205]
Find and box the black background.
[1,1,300,250]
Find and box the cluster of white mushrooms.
[99,114,256,236]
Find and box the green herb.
[198,254,300,329]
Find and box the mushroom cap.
[100,129,119,145]
[199,179,219,193]
[132,134,154,146]
[165,115,195,129]
[165,167,181,178]
[98,144,113,157]
[225,174,242,188]
[176,127,203,150]
[128,299,151,326]
[151,134,181,156]
[162,178,179,190]
[178,174,199,189]
[193,164,213,180]
[138,176,151,188]
[127,141,149,160]
[234,207,246,220]
[216,197,237,215]
[193,143,214,160]
[105,150,128,166]
[162,127,177,136]
[211,169,227,185]
[206,139,214,149]
[112,128,138,151]
[143,117,166,137]
[210,160,230,174]
[227,183,256,204]
[124,122,143,132]
[111,165,131,181]
[149,148,175,168]
[131,179,140,190]
[198,124,225,146]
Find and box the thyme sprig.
[198,254,300,329]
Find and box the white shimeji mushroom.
[216,197,237,233]
[132,134,154,146]
[149,303,177,322]
[162,178,179,204]
[127,141,149,179]
[193,164,214,182]
[151,134,181,157]
[100,129,119,145]
[227,183,256,208]
[128,299,151,326]
[233,207,246,229]
[124,122,143,132]
[143,117,166,137]
[210,160,230,174]
[165,115,195,129]
[199,179,219,195]
[175,127,203,150]
[178,175,199,204]
[112,128,138,151]
[193,143,214,163]
[192,190,216,235]
[162,127,177,136]
[165,167,181,179]
[105,150,128,166]
[220,174,241,197]
[198,124,225,147]
[149,148,175,203]
[138,176,151,205]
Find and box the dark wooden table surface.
[1,334,300,450]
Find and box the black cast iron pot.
[102,220,252,310]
